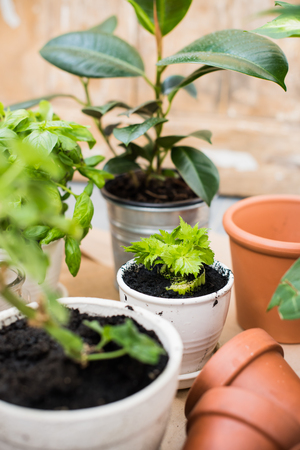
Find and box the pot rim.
[223,194,300,257]
[117,259,234,306]
[0,297,183,421]
[186,386,300,448]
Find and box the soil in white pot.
[0,308,168,410]
[122,263,228,299]
[105,172,198,204]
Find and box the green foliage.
[253,2,300,39]
[124,217,214,294]
[268,258,300,320]
[17,7,289,206]
[0,100,112,276]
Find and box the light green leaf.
[73,192,94,228]
[65,236,81,277]
[45,324,83,360]
[158,29,288,91]
[127,0,193,36]
[40,227,65,245]
[171,146,219,206]
[84,155,105,166]
[82,101,130,118]
[88,16,118,34]
[6,94,72,111]
[157,130,212,148]
[40,32,145,78]
[79,167,114,189]
[38,100,53,121]
[24,130,58,155]
[23,225,50,241]
[65,124,96,149]
[253,3,300,39]
[3,109,29,129]
[113,117,167,146]
[0,128,18,146]
[161,75,197,98]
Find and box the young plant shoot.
[124,217,214,295]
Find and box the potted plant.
[0,139,183,450]
[0,100,113,300]
[222,194,300,343]
[116,217,234,388]
[12,2,289,275]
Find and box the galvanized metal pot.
[101,182,210,277]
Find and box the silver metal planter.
[101,185,210,277]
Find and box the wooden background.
[1,0,300,196]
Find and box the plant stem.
[56,183,78,198]
[87,348,127,361]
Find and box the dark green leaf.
[79,167,114,189]
[73,192,94,228]
[65,236,81,277]
[5,95,69,111]
[104,156,141,174]
[158,30,288,91]
[161,75,197,98]
[157,130,212,148]
[127,0,193,36]
[88,16,118,34]
[40,32,145,78]
[82,101,130,119]
[171,146,219,206]
[113,117,167,146]
[84,155,105,166]
[104,122,121,136]
[119,100,162,117]
[23,225,50,241]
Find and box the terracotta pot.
[183,387,300,450]
[223,194,300,343]
[185,328,300,425]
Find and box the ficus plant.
[0,141,165,366]
[253,1,300,320]
[124,217,214,295]
[10,1,289,206]
[0,100,113,276]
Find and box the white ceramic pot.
[117,260,234,388]
[0,297,183,450]
[23,238,64,302]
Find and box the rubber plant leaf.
[253,3,300,39]
[171,146,219,206]
[87,16,118,34]
[40,32,145,78]
[82,101,130,119]
[157,130,212,148]
[113,117,168,146]
[127,0,192,36]
[119,100,162,117]
[104,157,141,175]
[161,75,197,98]
[157,29,288,91]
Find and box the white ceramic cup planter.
[0,297,183,450]
[117,260,234,389]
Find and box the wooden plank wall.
[1,0,300,196]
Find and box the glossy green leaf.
[104,156,141,174]
[119,100,162,117]
[157,130,212,148]
[113,117,167,146]
[171,146,219,206]
[88,16,118,34]
[65,236,81,276]
[161,75,197,98]
[79,167,114,189]
[40,227,65,245]
[268,258,300,320]
[73,192,94,228]
[40,32,145,78]
[82,101,130,119]
[127,0,193,36]
[253,3,300,39]
[158,29,288,90]
[84,155,105,166]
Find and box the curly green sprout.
[124,217,214,295]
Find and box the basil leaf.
[65,236,81,276]
[73,192,94,228]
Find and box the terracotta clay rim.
[186,387,300,449]
[223,195,300,257]
[185,328,283,417]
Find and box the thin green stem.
[56,183,78,198]
[87,348,127,361]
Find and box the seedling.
[124,217,214,295]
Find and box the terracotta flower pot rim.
[117,259,234,306]
[186,387,300,449]
[223,194,300,257]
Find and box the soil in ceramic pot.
[122,263,228,299]
[0,308,168,410]
[105,172,198,203]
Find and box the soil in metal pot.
[0,309,168,410]
[105,172,198,203]
[122,264,228,299]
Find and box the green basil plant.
[0,139,164,365]
[0,100,113,277]
[253,1,300,320]
[9,1,289,206]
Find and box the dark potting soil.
[0,309,168,410]
[122,263,229,299]
[105,172,198,204]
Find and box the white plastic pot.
[0,297,183,450]
[117,260,234,388]
[23,238,64,302]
